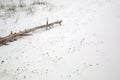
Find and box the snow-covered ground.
[0,0,120,80]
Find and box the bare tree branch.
[0,20,62,46]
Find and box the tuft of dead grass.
[0,0,55,20]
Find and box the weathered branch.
[0,20,62,46]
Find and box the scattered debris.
[1,60,4,64]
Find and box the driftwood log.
[0,20,62,46]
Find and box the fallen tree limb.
[0,20,62,46]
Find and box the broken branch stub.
[0,20,62,46]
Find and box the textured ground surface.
[0,0,120,80]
